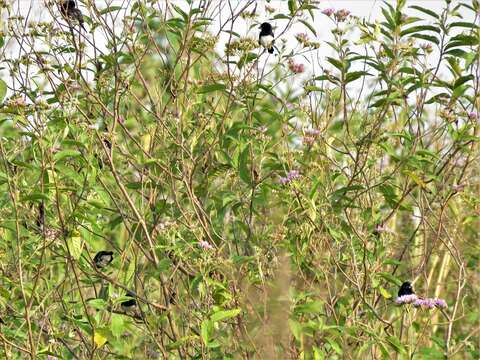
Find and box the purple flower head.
[452,183,465,192]
[279,169,301,184]
[335,9,351,21]
[468,112,478,120]
[198,240,213,250]
[375,224,394,234]
[288,59,305,74]
[295,32,309,42]
[395,294,418,305]
[304,128,321,136]
[303,136,315,144]
[413,297,447,309]
[434,298,447,308]
[322,8,335,17]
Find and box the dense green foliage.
[0,0,478,358]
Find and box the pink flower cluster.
[468,112,478,120]
[321,8,335,16]
[303,136,315,144]
[375,224,394,234]
[302,128,321,145]
[321,8,351,21]
[304,128,321,136]
[288,59,305,74]
[198,240,213,250]
[279,170,301,184]
[395,294,447,309]
[295,32,309,43]
[395,294,418,305]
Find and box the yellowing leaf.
[94,332,107,347]
[403,170,427,188]
[67,231,83,260]
[379,286,392,299]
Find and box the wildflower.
[395,294,418,305]
[322,8,335,17]
[304,128,321,136]
[420,43,433,54]
[279,169,301,185]
[303,136,315,144]
[198,240,213,250]
[288,59,305,74]
[88,123,100,130]
[452,183,465,192]
[412,297,447,309]
[335,9,351,21]
[375,224,395,234]
[433,298,447,308]
[468,112,478,120]
[295,32,309,43]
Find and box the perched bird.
[60,0,85,30]
[259,22,275,54]
[93,251,114,269]
[121,294,137,313]
[398,281,414,297]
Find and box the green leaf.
[99,5,122,15]
[210,308,241,323]
[87,298,107,310]
[326,338,343,355]
[197,83,226,94]
[345,71,371,84]
[201,319,213,345]
[67,232,83,260]
[294,300,323,315]
[299,19,316,36]
[110,314,124,337]
[409,5,439,18]
[238,146,251,185]
[288,0,297,15]
[387,335,406,354]
[288,319,302,341]
[54,150,82,161]
[0,79,6,103]
[326,57,345,72]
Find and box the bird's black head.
[121,293,136,308]
[398,281,414,297]
[61,0,76,13]
[259,22,272,32]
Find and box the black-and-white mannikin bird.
[93,251,114,269]
[121,293,137,313]
[398,281,414,297]
[259,22,274,54]
[60,0,85,30]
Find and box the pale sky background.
[3,1,476,92]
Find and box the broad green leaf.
[111,314,124,337]
[67,231,83,260]
[387,335,406,354]
[210,308,241,323]
[197,83,226,94]
[238,146,251,186]
[201,319,213,345]
[87,298,107,310]
[54,150,82,161]
[0,80,6,103]
[288,319,302,341]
